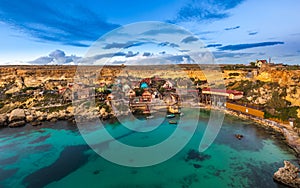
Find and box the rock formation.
[8,109,26,127]
[9,109,25,122]
[0,114,7,127]
[273,160,300,187]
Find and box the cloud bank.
[0,0,119,47]
[224,26,240,30]
[181,36,199,43]
[28,50,81,65]
[218,41,284,51]
[171,0,245,23]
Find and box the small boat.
[166,114,175,118]
[180,112,184,116]
[146,115,154,119]
[169,120,177,124]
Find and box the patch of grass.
[39,104,71,113]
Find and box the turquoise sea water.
[0,109,297,188]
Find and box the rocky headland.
[273,161,300,187]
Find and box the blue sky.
[0,0,299,64]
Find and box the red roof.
[58,88,66,94]
[141,78,151,85]
[257,60,267,64]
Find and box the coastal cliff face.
[255,69,300,107]
[0,107,76,127]
[225,66,300,120]
[0,66,77,93]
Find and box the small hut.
[140,82,149,89]
[141,90,152,102]
[163,80,173,89]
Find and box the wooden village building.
[200,88,243,107]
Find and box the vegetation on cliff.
[228,78,300,127]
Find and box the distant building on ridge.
[255,59,268,68]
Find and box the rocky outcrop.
[273,161,300,188]
[283,128,300,155]
[26,114,34,122]
[0,114,7,127]
[1,107,79,128]
[9,109,25,122]
[8,109,26,127]
[35,111,47,121]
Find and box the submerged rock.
[185,149,211,162]
[273,160,300,188]
[93,170,100,175]
[193,164,202,169]
[8,120,26,128]
[31,121,42,126]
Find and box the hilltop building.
[255,59,268,68]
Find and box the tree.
[250,62,256,67]
[134,88,144,96]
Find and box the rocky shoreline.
[221,108,300,156]
[219,108,300,187]
[1,106,300,154]
[0,104,127,128]
[1,106,300,155]
[0,108,75,128]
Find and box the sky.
[0,0,299,65]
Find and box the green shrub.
[264,106,299,122]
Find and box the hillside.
[0,64,299,127]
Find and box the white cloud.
[26,50,82,65]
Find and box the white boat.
[169,120,177,124]
[166,114,175,118]
[146,115,154,119]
